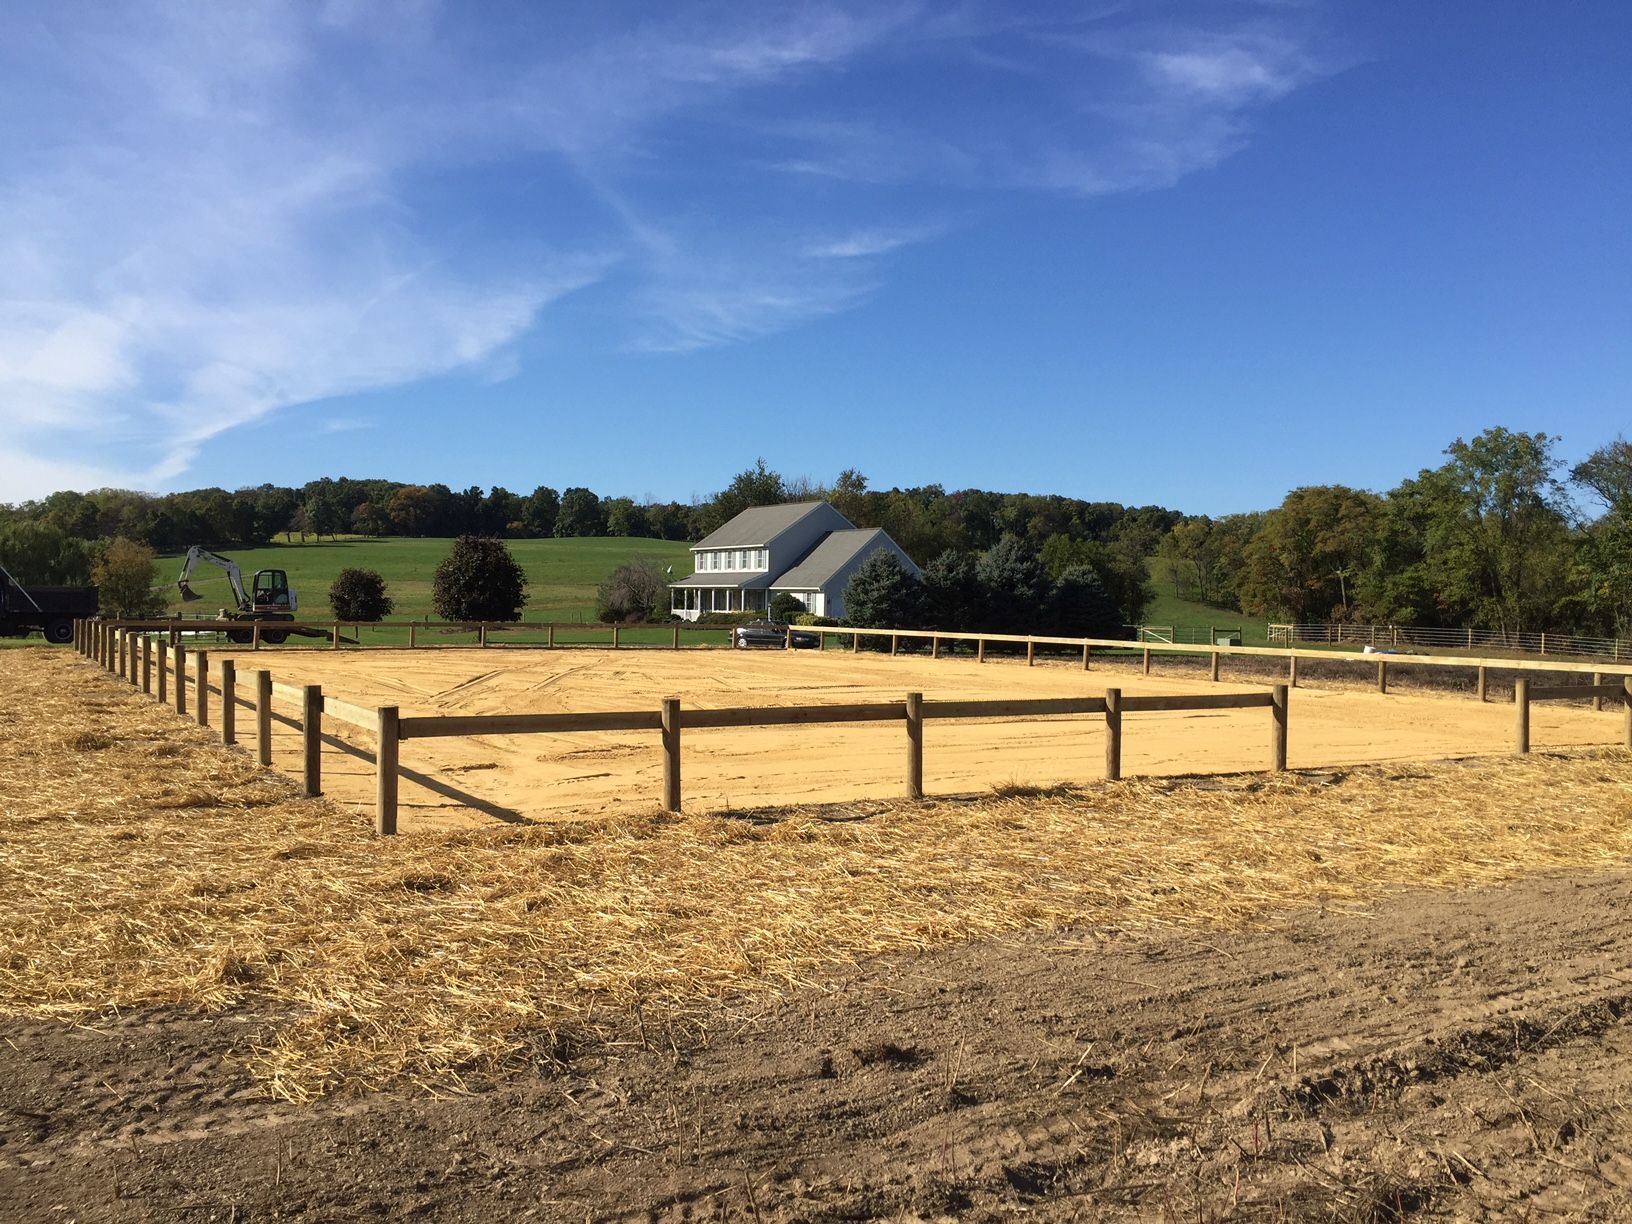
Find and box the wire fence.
[1267,622,1632,662]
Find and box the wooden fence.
[73,617,1632,838]
[76,616,1293,836]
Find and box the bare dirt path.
[7,865,1632,1221]
[205,646,1622,828]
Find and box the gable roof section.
[693,501,850,550]
[770,528,894,589]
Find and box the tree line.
[1157,429,1632,638]
[0,463,1175,624]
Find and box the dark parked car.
[732,619,819,650]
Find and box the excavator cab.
[250,569,292,612]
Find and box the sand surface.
[198,646,1626,829]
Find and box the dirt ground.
[206,645,1622,829]
[7,866,1632,1221]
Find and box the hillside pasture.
[153,536,697,623]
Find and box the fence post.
[1624,679,1632,749]
[1104,687,1122,781]
[256,670,272,766]
[1272,684,1288,772]
[891,633,899,657]
[303,684,323,797]
[1514,677,1530,755]
[661,697,681,814]
[480,622,489,648]
[157,638,169,703]
[1593,672,1603,714]
[905,692,923,800]
[1142,647,1151,675]
[142,637,153,694]
[220,659,236,745]
[1289,653,1299,688]
[977,637,986,664]
[1376,660,1388,694]
[1026,640,1035,667]
[376,706,399,836]
[118,630,128,680]
[613,624,622,650]
[195,650,209,727]
[175,647,188,716]
[1082,642,1091,671]
[853,630,860,654]
[932,634,941,660]
[1477,665,1488,702]
[252,621,261,651]
[548,623,556,648]
[332,623,341,650]
[673,624,680,650]
[1210,651,1220,682]
[785,625,793,650]
[410,623,417,649]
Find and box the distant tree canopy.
[431,536,528,623]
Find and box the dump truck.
[0,565,98,644]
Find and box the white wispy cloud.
[805,223,950,260]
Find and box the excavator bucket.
[177,581,203,602]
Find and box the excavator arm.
[177,547,250,611]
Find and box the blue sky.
[2,1,1628,514]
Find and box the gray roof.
[693,501,844,549]
[769,529,891,589]
[669,572,775,590]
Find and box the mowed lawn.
[153,537,696,622]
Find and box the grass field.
[1140,558,1265,644]
[154,536,696,623]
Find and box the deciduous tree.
[431,536,528,622]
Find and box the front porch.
[671,586,769,622]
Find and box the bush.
[696,610,765,626]
[769,592,805,622]
[329,568,395,621]
[595,561,667,624]
[431,536,528,622]
[90,537,163,617]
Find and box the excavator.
[176,547,299,644]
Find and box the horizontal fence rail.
[1269,621,1632,662]
[375,688,1292,833]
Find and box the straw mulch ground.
[3,647,1631,1102]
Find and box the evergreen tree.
[842,551,923,630]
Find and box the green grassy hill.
[1140,558,1268,645]
[159,537,696,622]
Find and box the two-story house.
[669,502,920,621]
